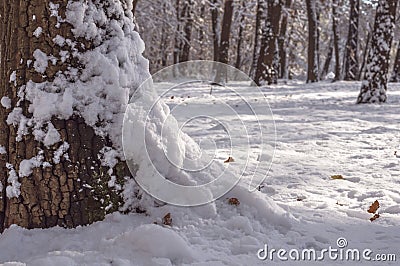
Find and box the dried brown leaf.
[367,200,380,214]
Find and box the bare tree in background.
[305,0,319,83]
[332,0,341,81]
[390,42,400,82]
[344,0,360,81]
[254,0,282,85]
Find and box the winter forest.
[0,0,400,265]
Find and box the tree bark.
[0,0,134,232]
[179,0,193,63]
[235,1,246,70]
[305,0,319,83]
[357,0,398,103]
[344,0,360,81]
[320,37,334,80]
[211,0,221,62]
[332,0,341,81]
[390,42,400,82]
[215,0,234,83]
[254,1,282,85]
[250,0,264,79]
[278,0,292,79]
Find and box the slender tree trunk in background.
[357,0,398,103]
[211,0,220,62]
[390,42,400,82]
[305,0,319,83]
[320,37,334,80]
[250,0,264,79]
[254,1,282,85]
[173,0,181,64]
[198,3,206,60]
[344,0,360,80]
[179,0,193,62]
[0,0,132,232]
[332,0,341,81]
[278,0,292,79]
[235,1,246,70]
[216,0,234,82]
[359,30,371,80]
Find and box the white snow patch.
[6,164,21,198]
[33,49,49,74]
[0,145,6,154]
[19,151,44,177]
[33,27,43,38]
[43,122,61,147]
[53,142,70,164]
[9,70,17,85]
[1,96,12,109]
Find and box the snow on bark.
[357,0,398,103]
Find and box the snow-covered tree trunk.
[305,0,319,83]
[235,1,246,70]
[344,0,360,81]
[0,0,148,231]
[390,42,400,82]
[254,0,282,85]
[357,0,398,103]
[211,0,221,62]
[178,0,194,63]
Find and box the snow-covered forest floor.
[1,81,399,265]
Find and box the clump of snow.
[0,145,6,154]
[9,71,17,85]
[53,142,70,164]
[114,224,194,262]
[6,164,21,198]
[1,96,12,109]
[19,151,44,178]
[43,122,61,147]
[33,27,43,38]
[33,49,49,74]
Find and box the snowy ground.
[1,81,400,265]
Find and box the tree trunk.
[174,0,181,64]
[320,37,334,80]
[359,29,371,80]
[344,0,360,81]
[332,0,341,81]
[305,0,319,83]
[278,0,292,79]
[357,0,398,103]
[235,1,246,70]
[211,0,221,62]
[390,42,400,82]
[215,0,234,83]
[254,1,282,85]
[250,0,264,79]
[179,0,193,63]
[0,0,138,232]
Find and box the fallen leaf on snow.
[370,213,380,222]
[367,200,380,214]
[331,175,344,180]
[224,157,234,163]
[228,198,240,206]
[163,213,172,226]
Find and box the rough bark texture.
[357,0,398,103]
[254,0,282,85]
[344,0,360,81]
[0,0,131,232]
[305,0,319,83]
[320,37,334,80]
[390,42,400,82]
